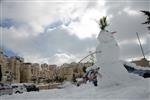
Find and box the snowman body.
[95,30,129,87]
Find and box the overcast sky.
[0,0,150,65]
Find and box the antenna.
[136,32,145,59]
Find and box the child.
[77,67,102,86]
[89,67,102,86]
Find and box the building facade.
[20,63,32,83]
[0,48,94,84]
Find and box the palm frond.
[141,10,150,30]
[99,16,108,30]
[141,10,150,24]
[141,10,150,16]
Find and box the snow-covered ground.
[1,77,150,100]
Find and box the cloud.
[120,35,149,60]
[1,0,103,38]
[1,26,97,65]
[123,7,140,16]
[1,0,104,65]
[0,0,149,65]
[105,0,149,60]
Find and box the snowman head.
[97,30,115,43]
[97,16,116,43]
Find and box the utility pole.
[136,32,145,59]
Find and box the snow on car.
[11,84,27,94]
[0,83,13,96]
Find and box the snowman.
[93,17,129,87]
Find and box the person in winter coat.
[77,67,102,86]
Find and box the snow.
[1,30,150,100]
[1,79,150,100]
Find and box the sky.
[0,0,150,65]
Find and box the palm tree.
[141,10,150,30]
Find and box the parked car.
[123,64,135,72]
[0,83,13,96]
[57,84,65,89]
[143,72,150,78]
[11,84,27,94]
[124,64,150,78]
[24,84,39,92]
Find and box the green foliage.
[99,16,108,30]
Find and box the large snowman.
[93,17,130,87]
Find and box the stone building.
[48,65,57,71]
[48,65,57,79]
[37,63,56,83]
[72,63,84,78]
[62,66,74,81]
[0,49,24,83]
[57,62,90,81]
[20,63,32,83]
[0,47,95,84]
[57,63,73,81]
[8,56,24,83]
[40,63,48,82]
[41,63,48,70]
[30,63,40,83]
[0,49,10,83]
